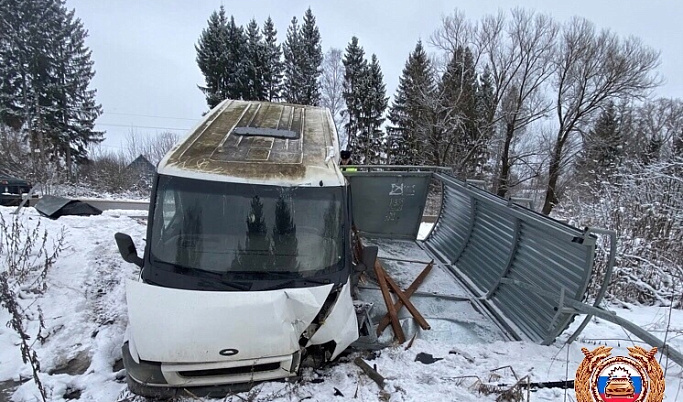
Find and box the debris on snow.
[414,352,444,364]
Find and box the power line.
[105,112,201,122]
[96,122,191,131]
[92,143,124,150]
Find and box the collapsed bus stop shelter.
[345,166,683,366]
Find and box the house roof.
[128,155,155,170]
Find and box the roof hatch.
[233,127,299,140]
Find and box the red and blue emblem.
[595,362,643,402]
[576,346,664,402]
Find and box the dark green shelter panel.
[346,172,431,240]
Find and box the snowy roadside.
[0,207,681,401]
[46,184,149,202]
[0,206,145,401]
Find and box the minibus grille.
[178,362,282,377]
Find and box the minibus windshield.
[148,175,345,288]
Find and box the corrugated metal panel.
[424,173,596,344]
[425,185,471,262]
[347,173,432,239]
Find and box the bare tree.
[489,10,557,196]
[80,148,136,194]
[320,48,347,146]
[124,130,180,165]
[75,130,179,195]
[148,131,180,165]
[415,89,451,167]
[430,9,480,63]
[431,9,557,194]
[631,98,683,161]
[541,17,660,214]
[428,10,483,172]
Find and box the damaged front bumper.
[122,341,301,397]
[122,279,359,397]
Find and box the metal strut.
[499,278,683,367]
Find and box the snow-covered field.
[0,206,682,401]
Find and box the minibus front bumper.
[122,341,301,397]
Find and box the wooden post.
[354,358,385,389]
[377,261,434,334]
[383,271,431,330]
[374,260,405,343]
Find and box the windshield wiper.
[298,277,331,285]
[151,259,252,291]
[228,271,297,279]
[211,279,251,291]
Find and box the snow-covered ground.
[0,206,681,401]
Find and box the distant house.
[127,155,155,187]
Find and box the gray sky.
[65,0,683,152]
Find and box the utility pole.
[34,93,46,181]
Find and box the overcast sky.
[65,0,683,152]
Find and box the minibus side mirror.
[115,232,143,268]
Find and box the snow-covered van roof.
[157,99,344,187]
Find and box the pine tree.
[477,64,496,127]
[261,16,283,102]
[196,7,229,108]
[16,0,64,171]
[0,0,27,130]
[387,41,435,165]
[282,16,304,103]
[299,8,323,106]
[359,54,388,164]
[575,102,622,183]
[224,16,247,100]
[272,195,298,271]
[244,19,266,101]
[0,0,102,177]
[342,37,367,155]
[439,46,480,174]
[475,64,496,178]
[50,7,103,178]
[283,9,323,106]
[673,130,683,161]
[233,195,271,272]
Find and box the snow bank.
[0,206,144,401]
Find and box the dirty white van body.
[115,100,358,397]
